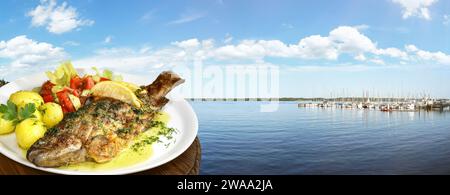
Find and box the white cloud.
[211,26,376,61]
[375,47,408,59]
[405,44,419,52]
[3,25,450,82]
[94,47,135,56]
[140,10,156,22]
[354,54,367,61]
[444,14,450,25]
[172,38,200,49]
[104,35,113,44]
[353,24,370,30]
[27,0,94,34]
[288,65,373,73]
[224,33,233,44]
[167,12,206,25]
[297,35,338,60]
[0,35,66,68]
[201,39,215,49]
[73,46,192,75]
[370,58,386,65]
[29,26,446,78]
[63,41,80,46]
[153,63,164,68]
[329,26,377,54]
[214,40,267,60]
[391,0,438,20]
[98,26,444,68]
[139,46,152,54]
[282,23,294,29]
[193,26,447,66]
[406,44,450,65]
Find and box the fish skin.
[27,71,184,167]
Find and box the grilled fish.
[27,71,184,167]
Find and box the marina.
[298,97,450,112]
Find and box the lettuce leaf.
[91,67,123,82]
[46,61,78,86]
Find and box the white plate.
[0,69,198,175]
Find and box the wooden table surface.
[0,137,201,175]
[0,81,201,175]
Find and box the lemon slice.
[91,81,142,108]
[116,81,140,92]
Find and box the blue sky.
[1,0,450,98]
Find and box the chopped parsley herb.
[94,101,109,116]
[150,121,164,128]
[132,108,144,115]
[46,127,58,135]
[131,136,160,152]
[110,102,122,111]
[116,127,131,134]
[65,110,81,120]
[131,119,177,152]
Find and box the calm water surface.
[192,101,450,175]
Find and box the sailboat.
[380,104,392,112]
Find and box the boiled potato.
[15,118,46,149]
[9,91,44,108]
[0,113,15,135]
[33,109,43,121]
[17,106,43,121]
[10,91,44,121]
[41,102,63,128]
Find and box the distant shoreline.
[186,97,450,102]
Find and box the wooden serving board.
[0,137,201,175]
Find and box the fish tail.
[145,71,184,108]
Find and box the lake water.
[192,101,450,175]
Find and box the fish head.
[26,133,87,168]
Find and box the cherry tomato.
[40,81,54,96]
[56,91,75,113]
[99,77,110,82]
[70,76,83,90]
[83,76,95,90]
[42,94,54,103]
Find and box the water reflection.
[194,101,450,174]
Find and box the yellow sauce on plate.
[60,112,170,171]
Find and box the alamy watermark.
[172,60,280,112]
